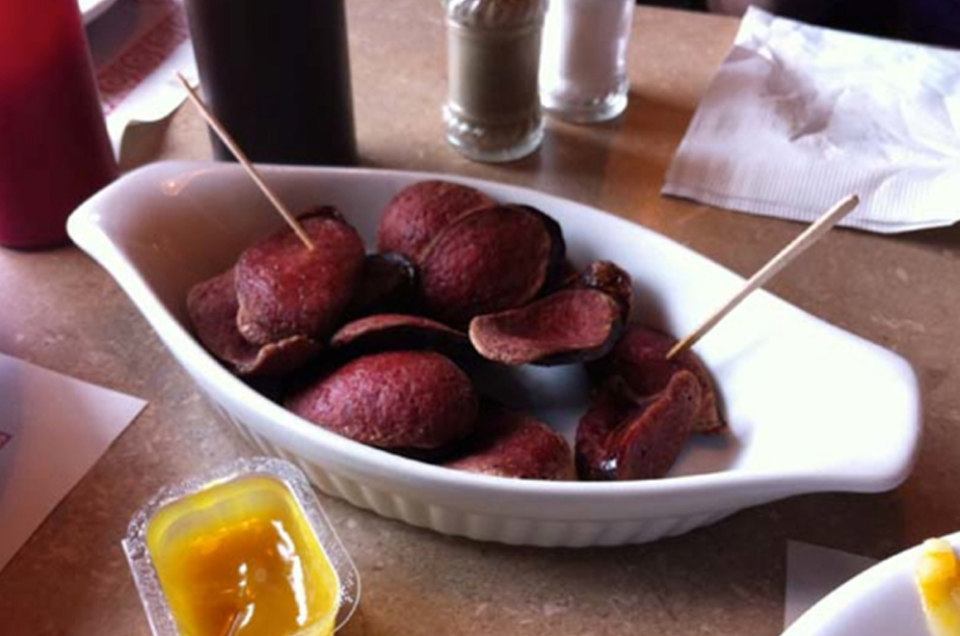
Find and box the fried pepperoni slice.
[608,371,701,480]
[575,260,633,322]
[186,268,320,376]
[345,252,419,319]
[377,180,495,260]
[589,325,723,434]
[575,371,701,480]
[330,313,470,359]
[444,407,575,480]
[286,351,478,450]
[468,288,623,366]
[418,204,553,326]
[235,207,365,345]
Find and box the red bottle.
[0,0,117,249]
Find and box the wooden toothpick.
[666,194,860,360]
[225,610,244,636]
[175,72,315,251]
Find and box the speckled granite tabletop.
[2,3,958,635]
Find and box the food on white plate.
[467,260,633,367]
[575,371,702,480]
[185,179,725,482]
[286,350,478,452]
[916,537,960,636]
[186,267,321,377]
[417,203,562,327]
[377,179,495,261]
[574,260,634,320]
[235,206,365,345]
[345,251,419,319]
[468,288,623,366]
[330,313,469,359]
[444,406,575,480]
[588,325,724,434]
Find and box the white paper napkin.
[0,353,147,571]
[87,0,197,159]
[663,7,960,234]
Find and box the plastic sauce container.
[123,458,360,636]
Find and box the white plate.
[80,0,121,24]
[67,161,921,547]
[784,532,960,635]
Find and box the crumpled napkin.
[662,7,960,233]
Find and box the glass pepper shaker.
[443,0,547,163]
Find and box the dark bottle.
[0,0,116,248]
[184,0,358,166]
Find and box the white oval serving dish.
[783,531,960,636]
[68,161,921,547]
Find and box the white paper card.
[0,353,147,571]
[784,540,878,628]
[663,7,960,234]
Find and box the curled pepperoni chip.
[330,313,470,359]
[286,351,478,450]
[575,260,634,322]
[419,205,553,326]
[345,252,420,319]
[589,325,724,434]
[575,371,701,480]
[445,406,575,480]
[469,288,623,366]
[515,204,568,293]
[235,208,365,345]
[377,180,495,261]
[186,268,320,376]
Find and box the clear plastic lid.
[122,457,361,636]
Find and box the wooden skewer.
[175,72,315,251]
[225,610,244,636]
[665,194,860,361]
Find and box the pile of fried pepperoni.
[187,181,725,481]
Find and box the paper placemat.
[0,353,147,571]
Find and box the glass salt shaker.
[540,0,635,123]
[443,0,547,163]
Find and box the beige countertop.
[2,2,959,634]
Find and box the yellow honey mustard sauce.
[146,475,340,636]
